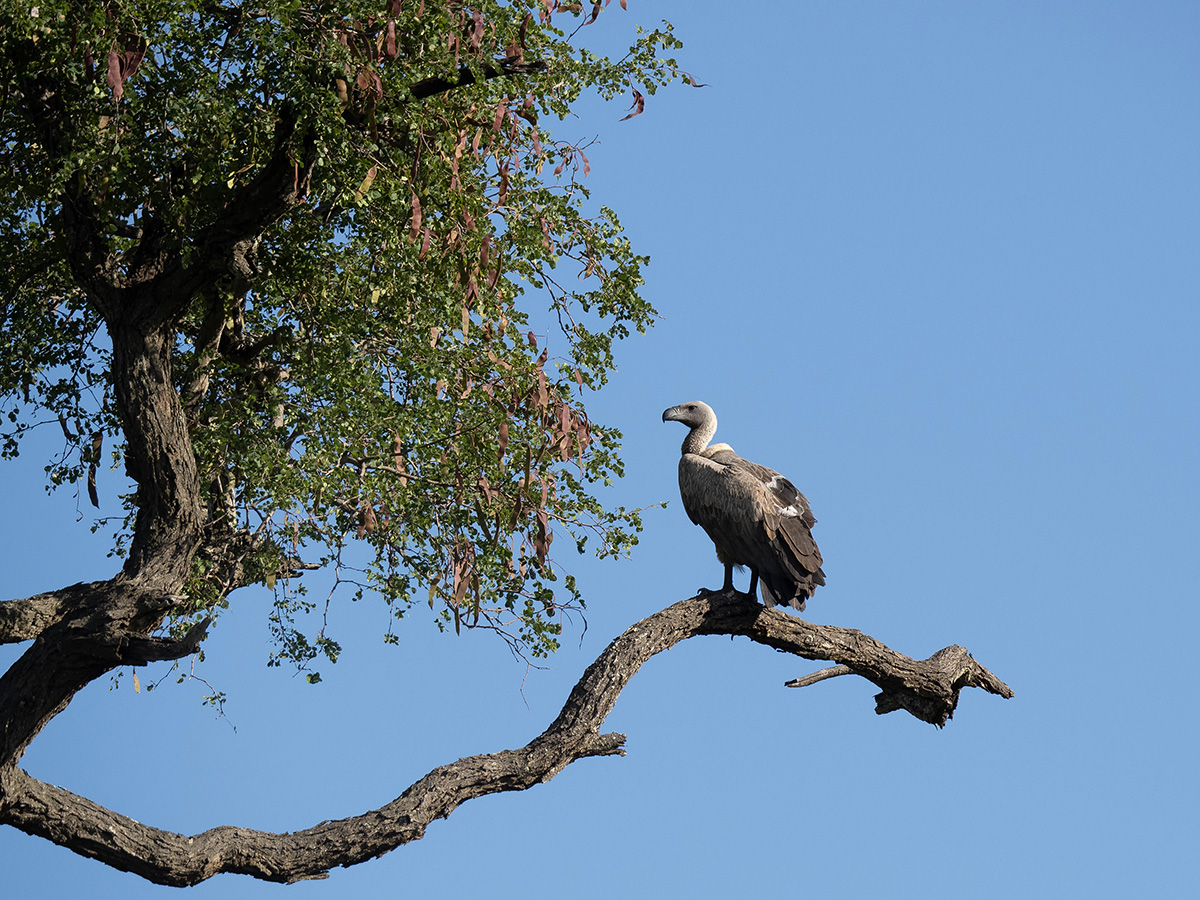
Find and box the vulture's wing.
[730,457,819,530]
[722,453,824,582]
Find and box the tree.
[0,0,1011,886]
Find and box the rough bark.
[0,588,83,644]
[0,592,1011,886]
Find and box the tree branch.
[0,592,77,644]
[0,582,175,645]
[785,664,852,688]
[0,594,1011,885]
[162,104,318,312]
[409,57,547,101]
[121,617,212,666]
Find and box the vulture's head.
[662,401,716,430]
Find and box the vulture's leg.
[747,570,759,601]
[698,563,736,597]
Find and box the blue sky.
[3,2,1198,897]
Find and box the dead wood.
[0,592,1011,886]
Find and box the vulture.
[662,401,825,610]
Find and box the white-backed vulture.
[662,400,825,610]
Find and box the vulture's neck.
[681,418,717,456]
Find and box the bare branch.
[0,593,1011,885]
[785,665,852,688]
[122,617,212,666]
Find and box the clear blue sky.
[4,2,1198,897]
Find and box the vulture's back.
[678,445,824,609]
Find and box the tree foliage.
[1,0,688,663]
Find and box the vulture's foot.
[695,586,753,600]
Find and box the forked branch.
[0,593,1011,886]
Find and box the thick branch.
[0,594,1011,885]
[159,104,317,313]
[0,323,203,768]
[0,591,78,644]
[409,57,547,100]
[685,596,1014,725]
[0,241,209,771]
[0,586,188,766]
[0,581,171,646]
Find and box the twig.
[785,664,852,688]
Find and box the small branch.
[785,665,852,688]
[110,220,143,240]
[195,528,314,597]
[122,617,212,666]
